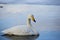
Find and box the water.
[0,4,60,40]
[0,0,60,5]
[0,34,39,40]
[37,31,60,40]
[0,31,60,40]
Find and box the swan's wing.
[2,26,25,33]
[2,25,30,35]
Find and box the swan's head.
[28,14,36,22]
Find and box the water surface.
[0,4,60,40]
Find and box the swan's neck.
[27,18,38,34]
[27,18,32,27]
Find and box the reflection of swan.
[2,14,39,36]
[2,34,39,40]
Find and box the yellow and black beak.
[32,16,36,22]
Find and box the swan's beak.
[32,16,36,22]
[34,19,36,22]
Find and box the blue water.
[0,0,60,5]
[0,4,60,40]
[37,31,60,40]
[0,31,60,40]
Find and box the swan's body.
[2,14,38,35]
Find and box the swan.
[2,14,39,36]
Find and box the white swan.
[2,14,39,36]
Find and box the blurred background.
[0,0,60,40]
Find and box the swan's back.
[2,25,34,35]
